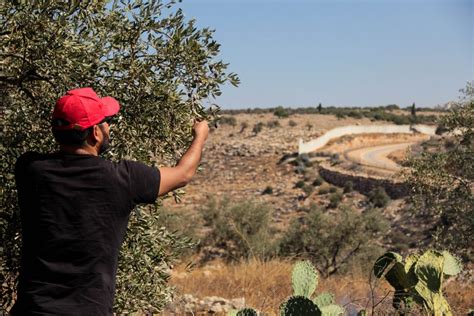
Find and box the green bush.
[318,185,331,195]
[266,120,281,128]
[274,106,290,118]
[343,181,354,193]
[279,206,388,277]
[328,191,343,208]
[312,177,323,186]
[295,180,306,189]
[200,197,278,261]
[252,122,264,135]
[219,116,237,126]
[262,186,274,195]
[302,184,314,197]
[240,121,249,133]
[0,1,239,313]
[368,186,390,208]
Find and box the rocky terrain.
[162,113,427,225]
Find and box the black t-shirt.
[11,151,161,316]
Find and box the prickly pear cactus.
[374,249,462,316]
[292,260,319,298]
[313,292,334,307]
[280,296,321,316]
[313,292,345,316]
[374,252,416,290]
[320,304,345,316]
[441,250,462,276]
[235,307,258,316]
[414,250,452,316]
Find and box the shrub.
[200,197,277,261]
[302,184,314,197]
[318,185,331,195]
[295,180,306,189]
[312,177,323,187]
[368,186,390,208]
[385,104,400,110]
[288,120,298,127]
[343,181,354,193]
[266,120,281,128]
[262,186,273,195]
[274,106,289,118]
[328,191,343,208]
[252,122,264,135]
[219,116,237,126]
[328,186,338,193]
[240,121,249,133]
[330,153,340,165]
[279,206,388,277]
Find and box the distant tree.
[385,104,400,111]
[317,102,322,113]
[274,106,290,118]
[411,102,416,116]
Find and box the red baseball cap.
[52,87,120,131]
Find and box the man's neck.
[59,145,98,156]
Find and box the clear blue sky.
[176,0,473,109]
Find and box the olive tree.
[406,82,473,259]
[0,0,238,313]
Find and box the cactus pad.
[373,252,402,278]
[320,304,345,316]
[280,295,321,316]
[291,260,319,298]
[313,292,334,307]
[414,250,453,315]
[441,250,462,276]
[374,251,416,290]
[236,308,258,316]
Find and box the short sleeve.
[15,151,41,182]
[122,160,161,205]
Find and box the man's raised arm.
[158,120,209,196]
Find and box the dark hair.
[51,119,93,145]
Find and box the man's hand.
[158,120,209,197]
[192,120,209,140]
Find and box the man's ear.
[91,125,102,143]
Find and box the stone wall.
[318,163,408,199]
[298,124,437,154]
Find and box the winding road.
[344,142,415,172]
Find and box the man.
[11,87,209,315]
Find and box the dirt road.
[344,142,415,172]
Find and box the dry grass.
[168,258,473,315]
